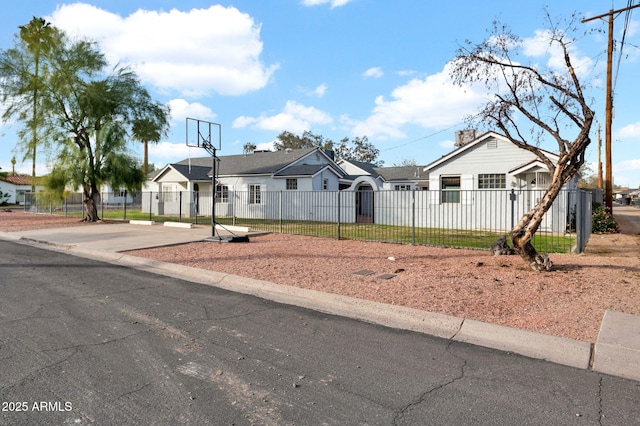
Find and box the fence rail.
[25,188,592,254]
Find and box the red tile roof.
[2,175,32,185]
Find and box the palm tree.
[1,17,60,193]
[132,106,171,175]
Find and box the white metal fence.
[25,188,592,253]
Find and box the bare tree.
[451,13,595,271]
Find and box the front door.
[356,185,374,223]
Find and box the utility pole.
[583,3,640,212]
[597,124,603,190]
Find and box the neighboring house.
[145,147,347,217]
[0,174,43,205]
[337,159,429,223]
[421,130,578,231]
[423,130,577,196]
[338,159,429,191]
[615,188,640,204]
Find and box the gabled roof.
[423,131,559,172]
[374,166,427,181]
[174,148,320,176]
[339,159,427,182]
[171,164,212,181]
[509,159,551,175]
[0,174,34,186]
[337,159,381,178]
[151,163,211,183]
[156,147,345,181]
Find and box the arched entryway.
[193,183,200,214]
[356,184,374,223]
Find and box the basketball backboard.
[186,117,221,154]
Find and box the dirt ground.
[582,205,640,257]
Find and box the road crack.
[392,340,467,425]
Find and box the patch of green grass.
[49,208,576,253]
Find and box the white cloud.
[397,70,417,77]
[616,122,640,140]
[300,0,354,9]
[232,101,333,133]
[312,84,328,97]
[351,62,484,139]
[615,158,640,172]
[521,29,593,78]
[167,99,216,123]
[439,139,455,149]
[297,83,328,97]
[256,140,276,151]
[48,3,279,97]
[363,67,384,79]
[149,142,196,162]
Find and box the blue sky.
[1,1,639,187]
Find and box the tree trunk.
[509,179,564,272]
[83,186,100,222]
[143,140,149,175]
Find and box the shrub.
[592,203,620,234]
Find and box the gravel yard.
[2,208,639,343]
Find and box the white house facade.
[0,175,43,205]
[144,148,347,218]
[420,131,577,232]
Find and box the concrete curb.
[593,311,640,381]
[454,319,592,369]
[130,220,155,226]
[164,221,194,229]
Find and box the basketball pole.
[187,117,248,243]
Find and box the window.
[323,178,329,190]
[216,185,229,203]
[286,178,298,190]
[249,184,261,204]
[394,184,411,191]
[478,174,506,189]
[441,176,460,203]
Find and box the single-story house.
[145,147,347,217]
[420,130,578,231]
[423,130,577,198]
[0,174,44,205]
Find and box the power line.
[380,124,460,152]
[613,0,635,93]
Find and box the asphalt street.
[1,240,639,425]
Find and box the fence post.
[149,191,153,221]
[412,189,416,245]
[337,190,341,240]
[179,191,182,222]
[123,191,127,220]
[510,189,516,230]
[575,190,583,253]
[279,191,283,234]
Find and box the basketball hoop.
[185,118,248,243]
